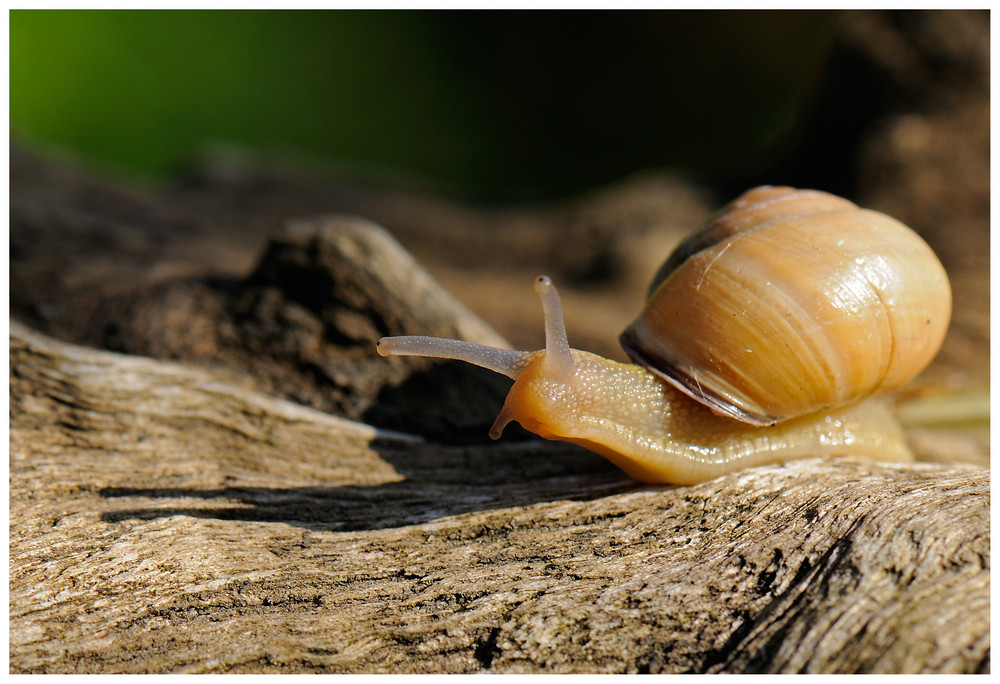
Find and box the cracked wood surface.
[9,322,989,673]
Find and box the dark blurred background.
[9,9,933,201]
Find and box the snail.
[377,186,952,485]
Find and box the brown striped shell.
[619,186,952,426]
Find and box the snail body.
[377,187,951,485]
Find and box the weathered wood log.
[9,322,989,673]
[67,214,518,442]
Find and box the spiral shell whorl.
[620,186,952,425]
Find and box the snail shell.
[619,186,952,426]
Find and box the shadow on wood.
[10,322,989,673]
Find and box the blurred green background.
[11,10,843,200]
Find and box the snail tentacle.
[376,274,575,381]
[376,336,529,380]
[534,275,575,377]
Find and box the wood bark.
[9,321,990,673]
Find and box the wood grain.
[10,322,988,673]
